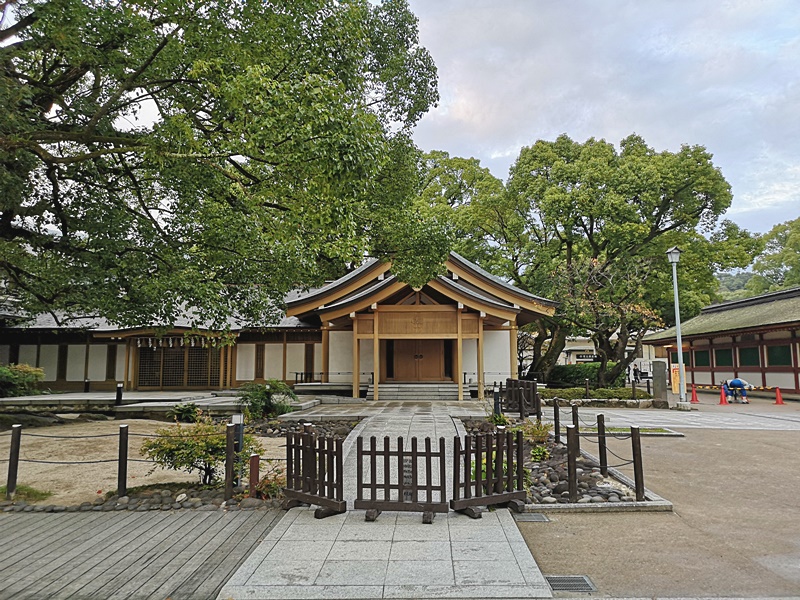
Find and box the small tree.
[238,380,297,420]
[0,364,44,397]
[141,417,263,485]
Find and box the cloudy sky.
[407,0,800,233]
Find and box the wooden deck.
[0,510,282,600]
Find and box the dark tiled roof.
[644,286,800,342]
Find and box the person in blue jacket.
[721,380,733,403]
[728,377,752,403]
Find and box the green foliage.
[539,387,651,400]
[238,381,297,420]
[166,402,200,423]
[488,412,511,427]
[516,419,553,443]
[748,217,800,294]
[0,484,52,502]
[1,0,441,328]
[530,445,550,462]
[140,417,263,485]
[0,363,44,397]
[254,460,287,499]
[548,363,625,388]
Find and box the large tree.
[746,216,800,294]
[0,0,442,328]
[429,135,758,384]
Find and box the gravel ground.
[0,416,286,506]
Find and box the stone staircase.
[366,382,470,401]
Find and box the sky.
[407,0,800,234]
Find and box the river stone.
[175,493,187,503]
[240,497,263,509]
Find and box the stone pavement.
[217,403,553,599]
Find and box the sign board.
[576,354,599,360]
[670,365,686,395]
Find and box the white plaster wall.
[115,345,126,381]
[286,344,305,379]
[0,346,9,364]
[359,340,374,382]
[692,372,712,385]
[19,345,37,367]
[39,345,59,381]
[763,331,792,340]
[737,371,761,386]
[765,373,796,389]
[462,339,478,382]
[264,344,283,379]
[87,345,107,382]
[66,345,86,381]
[237,343,256,381]
[715,370,735,383]
[329,331,352,383]
[484,331,511,382]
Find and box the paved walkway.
[218,404,552,599]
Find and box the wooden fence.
[353,436,448,523]
[502,378,542,420]
[451,427,526,515]
[283,424,346,519]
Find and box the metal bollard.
[115,382,123,406]
[118,424,128,498]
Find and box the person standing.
[633,364,641,383]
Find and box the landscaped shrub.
[140,417,263,485]
[166,402,200,423]
[238,380,297,420]
[254,460,287,499]
[539,387,651,400]
[547,362,625,388]
[0,363,44,397]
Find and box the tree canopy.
[422,135,758,384]
[0,0,442,328]
[746,216,800,294]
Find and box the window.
[714,348,733,367]
[694,350,710,367]
[738,347,760,367]
[767,345,792,367]
[670,351,690,364]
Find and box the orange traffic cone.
[691,384,700,404]
[719,386,729,405]
[775,387,785,405]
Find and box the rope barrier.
[17,458,119,465]
[606,460,635,468]
[605,446,632,462]
[23,432,119,439]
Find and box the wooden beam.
[352,326,360,399]
[477,315,485,400]
[510,321,518,379]
[322,326,329,383]
[457,307,463,401]
[282,332,287,382]
[373,311,380,401]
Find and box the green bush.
[140,417,263,485]
[540,387,651,400]
[547,362,625,388]
[166,402,200,423]
[0,363,44,397]
[238,380,297,420]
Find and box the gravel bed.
[249,418,360,438]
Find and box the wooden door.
[391,339,445,381]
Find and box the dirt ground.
[0,416,286,506]
[517,426,800,597]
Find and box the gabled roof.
[644,286,800,343]
[286,252,557,323]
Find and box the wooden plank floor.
[0,510,283,600]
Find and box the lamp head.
[666,246,682,264]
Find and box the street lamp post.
[666,246,688,409]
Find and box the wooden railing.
[502,378,542,420]
[451,428,526,516]
[354,436,448,523]
[283,423,346,519]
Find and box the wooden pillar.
[321,326,329,383]
[457,307,463,401]
[123,340,130,391]
[373,311,380,401]
[351,314,360,399]
[282,332,287,382]
[477,314,485,400]
[510,321,519,379]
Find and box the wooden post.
[571,404,580,452]
[225,423,235,500]
[553,399,560,444]
[352,317,360,399]
[632,426,645,501]
[533,378,541,420]
[115,382,123,406]
[567,425,578,503]
[597,414,608,476]
[321,326,329,383]
[117,424,128,498]
[632,378,637,400]
[585,378,590,399]
[6,424,21,500]
[457,307,463,401]
[249,454,259,498]
[509,321,518,379]
[477,315,485,400]
[373,311,380,401]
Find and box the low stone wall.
[542,397,655,409]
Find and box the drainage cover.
[545,575,596,592]
[512,512,550,522]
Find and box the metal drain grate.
[512,512,550,522]
[546,575,596,592]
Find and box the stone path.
[217,404,553,599]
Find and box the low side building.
[643,287,800,393]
